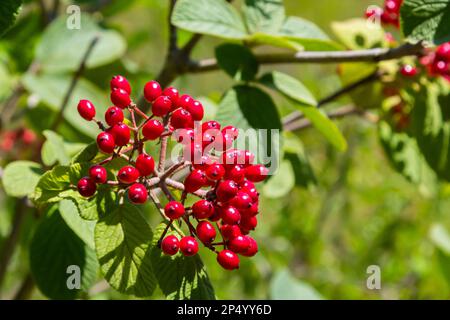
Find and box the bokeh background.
[2,0,450,300]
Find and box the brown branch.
[188,41,425,73]
[50,35,100,131]
[13,273,34,300]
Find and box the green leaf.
[278,16,343,51]
[171,0,248,39]
[379,120,437,196]
[247,32,304,51]
[71,186,118,221]
[30,206,98,299]
[216,85,282,168]
[242,0,285,34]
[2,161,44,198]
[41,130,71,166]
[95,203,157,297]
[0,0,22,37]
[35,14,126,72]
[59,199,96,249]
[150,223,216,300]
[260,71,347,151]
[33,163,87,206]
[270,269,324,300]
[331,18,386,50]
[71,142,108,164]
[400,0,450,45]
[215,43,259,81]
[22,73,109,138]
[430,224,450,254]
[262,159,295,198]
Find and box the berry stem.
[157,220,173,248]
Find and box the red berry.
[184,142,203,163]
[179,236,199,256]
[225,165,245,182]
[216,180,239,202]
[209,205,224,222]
[202,120,221,132]
[222,149,254,167]
[241,236,258,257]
[162,87,180,108]
[77,177,97,197]
[110,75,131,94]
[192,155,213,170]
[152,96,172,117]
[142,119,164,140]
[164,201,185,220]
[118,165,140,184]
[241,202,259,217]
[217,250,239,270]
[174,128,195,144]
[196,221,216,244]
[400,64,417,77]
[436,42,450,61]
[230,191,252,210]
[89,165,107,184]
[144,80,162,102]
[161,235,180,255]
[202,130,218,149]
[365,7,382,19]
[221,125,239,140]
[105,106,124,126]
[77,99,96,121]
[110,88,131,109]
[384,0,400,13]
[220,224,241,240]
[240,215,257,232]
[135,153,155,176]
[177,94,194,110]
[185,100,204,121]
[432,60,449,74]
[221,206,241,225]
[214,132,234,152]
[228,235,250,253]
[192,200,215,219]
[171,108,193,129]
[97,132,115,153]
[184,170,208,193]
[109,123,130,146]
[245,164,269,182]
[206,163,225,181]
[239,180,259,202]
[128,183,148,204]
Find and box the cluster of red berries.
[365,0,403,28]
[76,75,268,270]
[0,128,37,153]
[420,42,450,82]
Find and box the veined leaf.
[2,161,44,198]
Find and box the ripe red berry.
[241,236,258,257]
[216,180,239,202]
[77,177,97,197]
[225,165,245,182]
[109,123,130,146]
[161,235,180,255]
[184,142,203,163]
[110,88,131,109]
[179,236,199,256]
[220,224,241,240]
[171,108,193,129]
[142,119,164,140]
[174,128,195,144]
[177,94,194,110]
[400,64,417,77]
[432,60,449,74]
[89,165,107,184]
[97,132,115,153]
[118,165,140,184]
[184,170,208,193]
[230,191,252,210]
[228,235,250,253]
[221,206,241,225]
[105,106,124,126]
[240,180,259,202]
[77,99,96,121]
[192,200,215,219]
[221,125,239,140]
[152,96,172,117]
[135,153,155,176]
[202,130,218,149]
[196,221,216,244]
[128,183,148,204]
[144,80,162,102]
[164,201,185,220]
[162,87,180,108]
[110,75,131,94]
[192,155,213,170]
[205,163,225,181]
[245,164,269,182]
[217,250,239,270]
[214,132,234,152]
[185,100,204,121]
[209,206,224,222]
[436,42,450,60]
[240,215,257,232]
[202,120,221,132]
